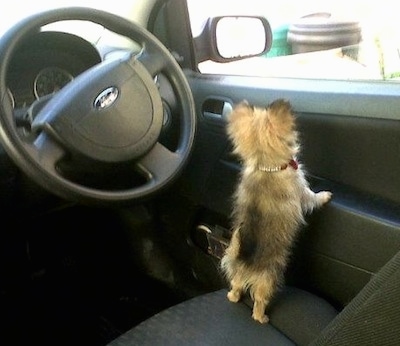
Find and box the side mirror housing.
[194,16,272,63]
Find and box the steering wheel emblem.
[94,86,119,110]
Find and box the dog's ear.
[268,99,292,113]
[266,99,296,134]
[234,100,252,111]
[228,101,253,126]
[226,101,255,152]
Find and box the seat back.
[311,249,400,345]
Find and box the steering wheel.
[0,7,196,205]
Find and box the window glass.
[187,0,400,81]
[0,1,142,44]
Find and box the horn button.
[32,58,163,163]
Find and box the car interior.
[1,0,400,345]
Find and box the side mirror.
[194,16,272,63]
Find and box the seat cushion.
[266,286,339,345]
[108,287,338,346]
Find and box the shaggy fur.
[221,99,332,323]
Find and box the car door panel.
[182,72,400,308]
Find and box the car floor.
[0,206,186,346]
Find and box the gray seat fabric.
[108,248,400,346]
[311,249,400,346]
[108,287,338,346]
[267,287,338,345]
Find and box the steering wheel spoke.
[26,132,66,176]
[137,142,181,184]
[135,47,169,77]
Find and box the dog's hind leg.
[227,274,244,303]
[251,277,275,324]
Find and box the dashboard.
[7,30,102,109]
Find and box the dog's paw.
[252,312,269,324]
[227,290,241,303]
[318,191,332,204]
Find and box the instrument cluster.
[6,30,102,109]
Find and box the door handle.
[202,98,233,121]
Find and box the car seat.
[107,249,400,345]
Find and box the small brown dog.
[221,99,332,323]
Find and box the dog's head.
[227,99,299,167]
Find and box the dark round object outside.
[287,12,362,54]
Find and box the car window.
[0,1,97,35]
[187,0,400,81]
[0,1,147,47]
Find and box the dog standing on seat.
[221,99,332,323]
